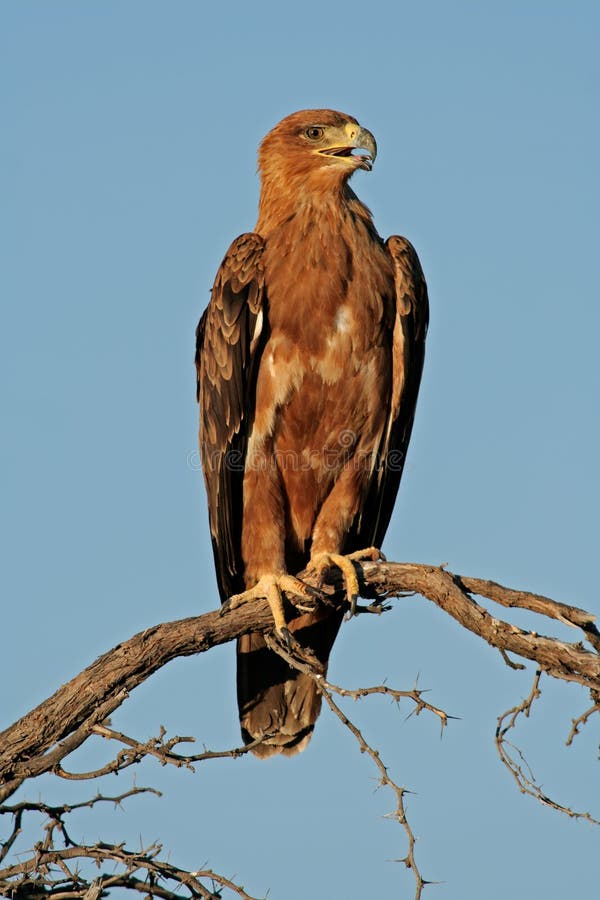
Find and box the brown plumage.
[196,109,428,757]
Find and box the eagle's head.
[258,109,377,189]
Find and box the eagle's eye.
[305,126,324,141]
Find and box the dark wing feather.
[346,235,429,552]
[195,233,268,602]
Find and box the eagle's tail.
[236,609,343,757]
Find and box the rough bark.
[2,560,598,805]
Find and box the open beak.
[318,123,377,171]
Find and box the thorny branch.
[54,724,267,780]
[3,561,599,800]
[1,835,261,900]
[1,789,262,898]
[496,671,600,825]
[318,688,433,899]
[321,679,450,732]
[1,560,599,899]
[263,631,444,899]
[567,696,600,747]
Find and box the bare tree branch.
[53,725,267,781]
[495,671,600,825]
[317,686,436,899]
[1,838,262,900]
[2,559,599,899]
[566,698,600,747]
[1,787,263,899]
[2,561,599,804]
[262,631,446,899]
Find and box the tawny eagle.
[196,109,428,757]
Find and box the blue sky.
[2,2,599,898]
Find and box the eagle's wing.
[347,235,429,552]
[195,233,267,602]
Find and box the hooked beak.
[317,122,377,171]
[348,124,377,170]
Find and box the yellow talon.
[223,573,319,634]
[311,552,360,615]
[345,546,386,563]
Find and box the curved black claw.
[279,626,293,650]
[220,598,232,617]
[348,593,359,618]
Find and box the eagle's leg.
[228,447,324,635]
[308,459,383,615]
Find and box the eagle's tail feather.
[236,609,343,757]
